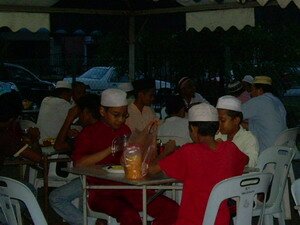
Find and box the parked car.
[64,66,173,93]
[0,63,55,105]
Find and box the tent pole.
[129,16,135,81]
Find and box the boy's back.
[159,141,248,225]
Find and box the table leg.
[142,185,147,225]
[83,175,88,225]
[43,156,49,219]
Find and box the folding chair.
[274,127,299,219]
[291,179,300,217]
[253,145,295,225]
[203,172,273,225]
[0,176,47,225]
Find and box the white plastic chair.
[203,172,273,225]
[274,127,299,219]
[0,176,47,225]
[291,179,300,217]
[253,145,295,225]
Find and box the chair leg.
[277,213,286,225]
[263,215,274,225]
[282,183,291,220]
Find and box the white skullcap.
[118,82,134,92]
[101,88,127,107]
[242,75,254,84]
[56,80,71,89]
[188,103,218,122]
[216,95,242,112]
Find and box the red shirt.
[159,141,248,225]
[72,120,131,184]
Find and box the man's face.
[79,108,92,127]
[73,86,86,103]
[250,85,262,97]
[218,109,239,135]
[181,81,196,98]
[140,88,155,106]
[100,106,128,130]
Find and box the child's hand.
[164,140,177,154]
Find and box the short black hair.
[132,78,155,97]
[77,93,101,120]
[165,95,185,115]
[51,88,72,98]
[189,121,219,137]
[0,91,22,122]
[226,110,243,124]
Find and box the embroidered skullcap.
[132,78,155,92]
[242,75,254,84]
[178,77,192,90]
[253,76,272,85]
[101,88,127,107]
[216,95,242,112]
[188,103,218,122]
[118,82,134,92]
[56,80,72,89]
[227,81,243,94]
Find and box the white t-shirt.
[158,116,192,146]
[36,96,71,143]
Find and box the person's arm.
[20,147,43,162]
[148,140,177,176]
[54,106,80,152]
[74,146,112,167]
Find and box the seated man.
[49,93,104,225]
[242,76,287,152]
[149,103,248,225]
[36,80,72,145]
[158,95,192,146]
[72,88,179,225]
[215,95,259,167]
[126,78,157,132]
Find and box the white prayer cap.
[216,95,242,112]
[242,75,254,84]
[188,103,218,122]
[118,82,134,92]
[56,80,71,89]
[101,88,127,107]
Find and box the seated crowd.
[0,73,288,225]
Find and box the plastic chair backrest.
[274,127,299,148]
[203,172,273,225]
[291,179,300,216]
[256,146,295,211]
[0,176,47,225]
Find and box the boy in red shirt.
[72,88,179,225]
[149,103,249,225]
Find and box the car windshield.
[80,67,109,79]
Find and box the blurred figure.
[36,81,72,145]
[227,80,250,103]
[242,76,287,152]
[126,78,156,132]
[118,82,135,105]
[241,75,254,94]
[158,95,192,146]
[177,77,208,111]
[71,81,87,104]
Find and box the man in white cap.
[72,88,178,225]
[36,80,73,144]
[215,95,259,167]
[242,75,254,94]
[242,76,287,152]
[149,103,248,225]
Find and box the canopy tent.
[0,0,298,78]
